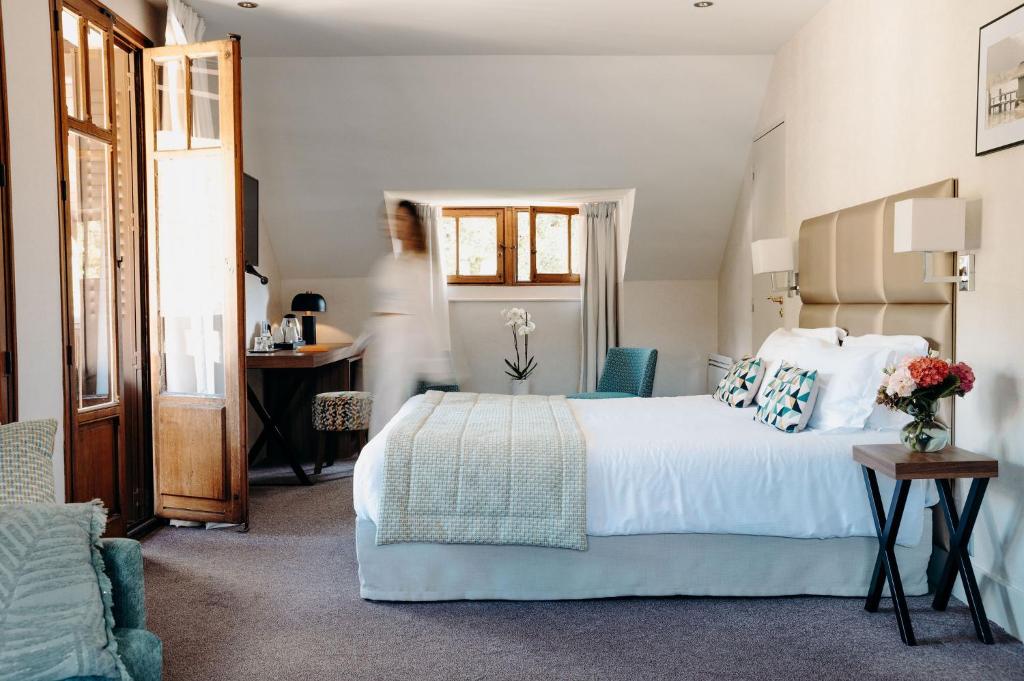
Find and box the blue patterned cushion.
[0,419,58,503]
[754,362,819,433]
[712,357,764,408]
[0,502,129,681]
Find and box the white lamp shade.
[893,198,967,253]
[751,237,794,275]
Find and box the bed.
[353,178,957,601]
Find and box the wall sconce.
[893,198,976,292]
[751,237,799,297]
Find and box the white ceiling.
[193,0,828,57]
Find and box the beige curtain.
[578,202,619,392]
[418,204,457,383]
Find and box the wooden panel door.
[142,39,247,524]
[52,0,153,536]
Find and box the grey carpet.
[248,460,355,486]
[142,479,1023,681]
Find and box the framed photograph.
[977,3,1024,155]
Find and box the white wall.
[277,276,717,397]
[1,0,161,500]
[718,0,1024,637]
[622,280,718,396]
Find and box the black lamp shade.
[291,291,326,312]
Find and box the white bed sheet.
[353,394,935,546]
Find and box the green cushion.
[0,419,58,503]
[0,502,129,681]
[566,392,638,399]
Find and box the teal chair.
[66,539,163,681]
[568,347,658,399]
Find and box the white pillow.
[754,329,834,404]
[789,327,847,345]
[843,334,930,430]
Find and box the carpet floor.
[141,479,1023,681]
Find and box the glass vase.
[899,415,950,453]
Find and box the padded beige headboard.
[798,179,957,361]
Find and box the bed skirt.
[355,515,933,601]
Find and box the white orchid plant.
[501,307,537,381]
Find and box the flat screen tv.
[243,173,259,266]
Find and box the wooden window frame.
[442,205,580,286]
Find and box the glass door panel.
[189,56,221,149]
[61,9,85,120]
[67,131,116,408]
[87,24,108,128]
[155,154,227,396]
[155,58,186,150]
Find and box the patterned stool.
[312,391,372,474]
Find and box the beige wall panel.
[797,212,838,303]
[835,199,885,303]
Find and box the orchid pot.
[501,307,538,392]
[510,379,531,396]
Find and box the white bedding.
[353,394,936,546]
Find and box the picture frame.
[976,2,1024,155]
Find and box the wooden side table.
[853,444,998,646]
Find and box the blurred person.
[366,200,452,435]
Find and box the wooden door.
[142,39,247,524]
[52,0,153,536]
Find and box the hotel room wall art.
[977,3,1024,155]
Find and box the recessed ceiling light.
[237,1,258,7]
[694,1,713,7]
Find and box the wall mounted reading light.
[751,237,800,297]
[893,198,977,292]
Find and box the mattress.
[353,394,936,546]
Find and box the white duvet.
[353,394,935,546]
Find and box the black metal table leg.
[932,478,993,644]
[862,466,916,646]
[246,377,312,485]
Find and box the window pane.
[458,216,498,276]
[517,210,531,282]
[87,25,108,128]
[114,46,140,357]
[155,58,186,151]
[571,213,582,275]
[62,10,84,119]
[68,132,115,407]
[156,155,226,396]
[535,213,569,274]
[439,216,456,275]
[190,56,221,148]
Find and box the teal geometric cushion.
[0,501,129,681]
[712,357,765,408]
[0,419,58,503]
[754,362,819,433]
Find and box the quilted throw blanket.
[377,391,587,550]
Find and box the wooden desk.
[246,343,358,484]
[853,444,999,646]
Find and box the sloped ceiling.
[242,56,772,281]
[203,1,824,281]
[193,0,828,57]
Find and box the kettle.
[281,314,303,345]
